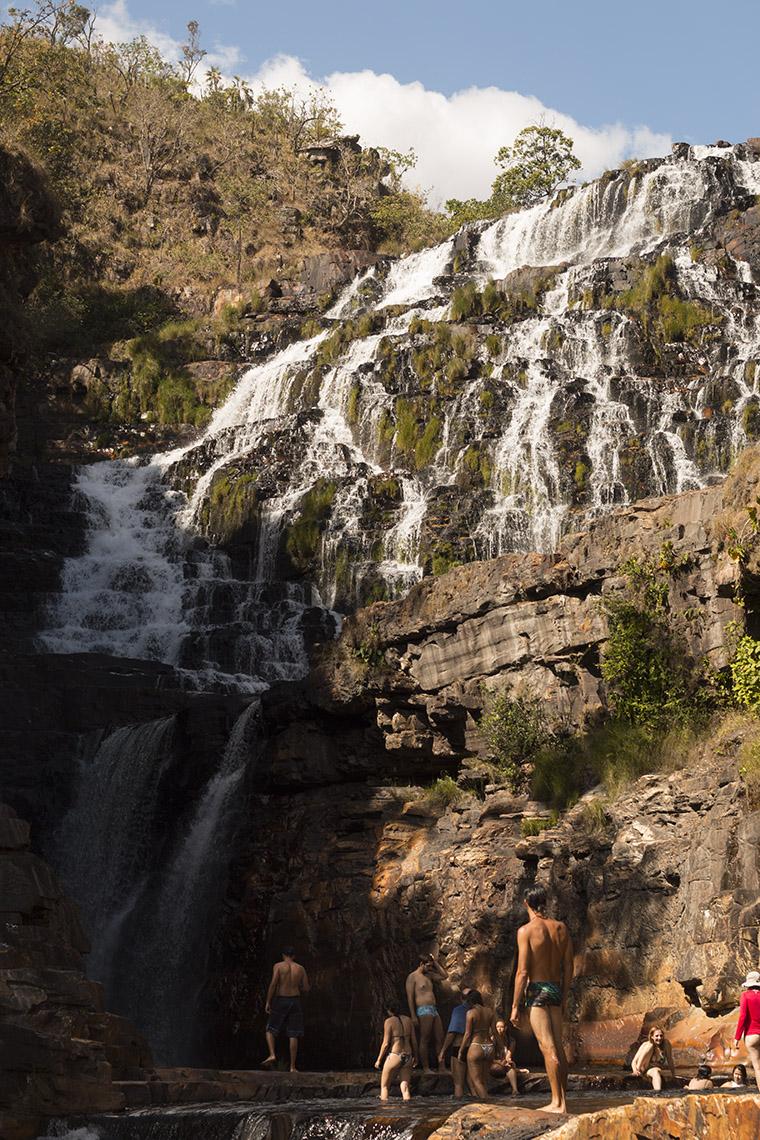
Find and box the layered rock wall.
[204,455,760,1069]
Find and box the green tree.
[444,124,581,228]
[491,125,581,210]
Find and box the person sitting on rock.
[438,981,471,1097]
[457,989,494,1099]
[733,968,760,1091]
[493,1011,528,1095]
[374,999,418,1101]
[631,1026,676,1091]
[687,1063,714,1090]
[262,946,310,1072]
[405,953,448,1073]
[722,1062,748,1088]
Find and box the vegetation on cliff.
[0,5,446,352]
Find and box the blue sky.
[115,0,758,142]
[21,0,749,202]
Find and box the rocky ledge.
[431,1094,760,1139]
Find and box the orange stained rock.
[545,1093,760,1139]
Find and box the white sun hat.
[742,970,760,988]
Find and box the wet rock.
[429,1103,564,1139]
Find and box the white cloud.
[97,1,243,75]
[249,56,672,206]
[96,4,672,206]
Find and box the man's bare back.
[271,958,307,998]
[520,915,569,987]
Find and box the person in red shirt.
[733,969,760,1089]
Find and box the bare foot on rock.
[261,1055,276,1069]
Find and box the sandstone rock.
[545,1092,760,1139]
[428,1103,563,1140]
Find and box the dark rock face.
[0,802,150,1139]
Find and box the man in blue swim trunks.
[510,885,573,1114]
[405,953,448,1072]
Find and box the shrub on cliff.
[732,635,760,712]
[479,691,554,792]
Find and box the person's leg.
[381,1054,401,1101]
[451,1055,466,1098]
[399,1061,413,1101]
[289,1034,299,1072]
[529,1006,565,1113]
[646,1066,663,1091]
[418,1015,434,1071]
[548,1007,568,1099]
[466,1046,488,1098]
[745,1035,760,1089]
[506,1066,519,1094]
[263,1030,277,1066]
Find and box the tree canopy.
[446,124,581,228]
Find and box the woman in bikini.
[457,989,493,1098]
[374,999,418,1101]
[631,1026,676,1090]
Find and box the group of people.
[631,968,760,1094]
[261,889,760,1113]
[373,884,571,1110]
[263,885,573,1113]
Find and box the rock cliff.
[199,454,760,1069]
[0,802,151,1140]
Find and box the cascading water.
[55,701,262,1064]
[38,143,760,1073]
[55,717,178,998]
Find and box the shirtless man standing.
[510,885,573,1114]
[405,954,448,1072]
[263,946,310,1072]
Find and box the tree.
[178,20,205,89]
[491,125,581,210]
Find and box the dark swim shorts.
[525,981,562,1008]
[266,995,304,1038]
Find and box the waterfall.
[40,143,760,657]
[55,717,177,997]
[56,703,262,1064]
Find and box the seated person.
[687,1063,713,1090]
[492,1012,529,1095]
[631,1026,676,1091]
[721,1063,749,1088]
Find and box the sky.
[44,1,760,202]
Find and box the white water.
[40,144,760,669]
[55,717,177,996]
[56,702,262,1064]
